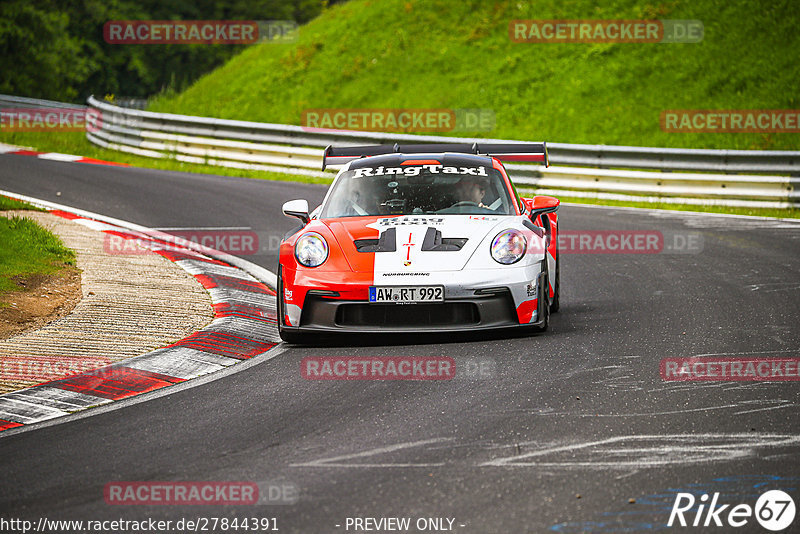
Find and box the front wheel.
[550,246,560,313]
[533,270,550,332]
[279,328,308,344]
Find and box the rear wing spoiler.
[322,142,548,170]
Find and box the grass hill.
[149,0,800,150]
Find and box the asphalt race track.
[1,154,799,532]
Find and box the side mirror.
[524,196,560,220]
[282,199,310,224]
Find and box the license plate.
[369,286,444,303]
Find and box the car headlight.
[491,229,527,265]
[295,232,329,267]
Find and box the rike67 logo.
[668,490,795,531]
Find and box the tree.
[0,0,328,103]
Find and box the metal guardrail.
[86,96,800,172]
[84,96,799,208]
[546,144,800,175]
[3,94,797,208]
[0,94,85,110]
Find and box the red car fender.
[521,196,559,299]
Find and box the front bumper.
[300,291,519,332]
[280,265,547,334]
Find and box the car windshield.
[320,163,516,218]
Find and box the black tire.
[279,328,307,344]
[533,270,550,332]
[550,245,560,313]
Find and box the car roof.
[347,152,495,169]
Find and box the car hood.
[323,214,524,273]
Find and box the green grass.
[149,0,800,150]
[0,215,76,295]
[0,196,42,211]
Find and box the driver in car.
[346,178,383,215]
[454,175,489,208]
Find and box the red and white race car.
[277,143,559,343]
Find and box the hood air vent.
[354,227,397,252]
[421,227,467,251]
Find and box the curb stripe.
[38,153,83,162]
[4,149,127,167]
[208,287,276,308]
[155,249,230,266]
[169,331,276,360]
[0,198,281,433]
[208,317,279,340]
[49,366,184,401]
[194,273,276,294]
[76,157,129,166]
[123,348,237,381]
[48,209,81,220]
[0,420,23,431]
[176,260,257,280]
[3,387,114,411]
[212,302,277,323]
